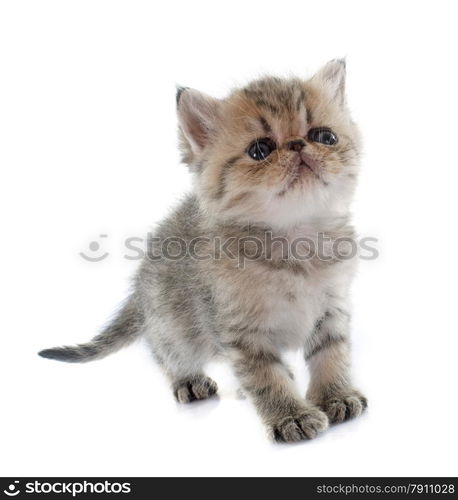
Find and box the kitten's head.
[177,60,361,229]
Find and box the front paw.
[319,389,367,424]
[270,406,329,443]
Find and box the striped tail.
[38,298,143,363]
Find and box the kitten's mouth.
[298,160,314,171]
[298,153,320,174]
[280,155,320,194]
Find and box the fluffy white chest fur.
[248,256,356,351]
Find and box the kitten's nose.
[286,139,306,152]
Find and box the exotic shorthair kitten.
[40,60,367,443]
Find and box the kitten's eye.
[247,138,276,161]
[308,128,338,146]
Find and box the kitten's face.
[177,60,361,229]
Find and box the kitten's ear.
[311,59,346,107]
[176,87,221,154]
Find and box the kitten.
[39,59,367,443]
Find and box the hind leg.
[172,374,218,403]
[145,318,218,403]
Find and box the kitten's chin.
[208,189,347,231]
[200,171,355,230]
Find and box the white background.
[1,0,457,477]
